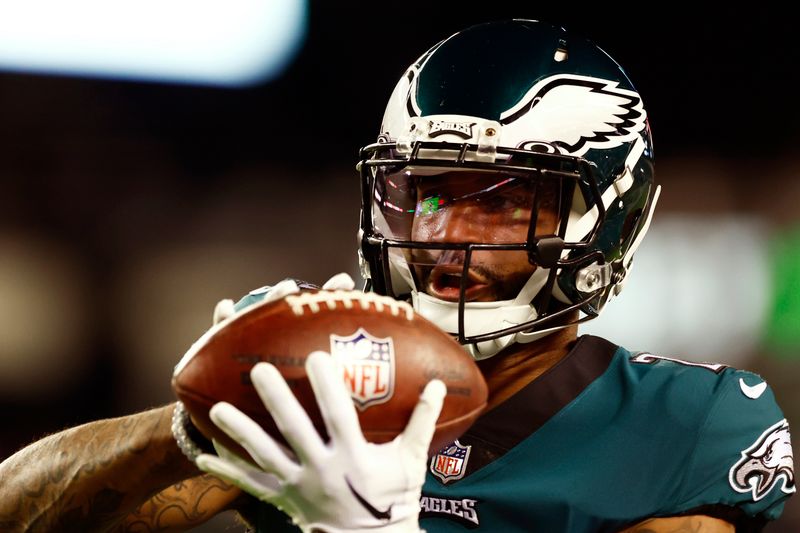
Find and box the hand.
[196,352,445,533]
[172,273,357,463]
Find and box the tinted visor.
[371,166,560,244]
[370,166,564,302]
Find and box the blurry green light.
[418,196,442,215]
[764,225,800,357]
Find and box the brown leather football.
[172,289,488,459]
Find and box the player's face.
[409,171,559,302]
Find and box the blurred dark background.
[1,2,798,530]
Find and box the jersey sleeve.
[678,368,796,523]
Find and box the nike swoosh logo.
[739,378,767,399]
[345,476,392,521]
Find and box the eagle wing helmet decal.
[500,74,647,157]
[729,419,796,501]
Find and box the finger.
[209,402,298,478]
[400,379,446,458]
[262,279,300,304]
[249,362,327,463]
[305,351,365,449]
[322,272,355,291]
[196,453,282,501]
[215,435,298,465]
[214,440,261,469]
[213,299,235,325]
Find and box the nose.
[436,248,466,266]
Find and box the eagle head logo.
[729,419,796,501]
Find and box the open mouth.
[426,265,492,302]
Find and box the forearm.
[0,403,199,533]
[117,474,244,533]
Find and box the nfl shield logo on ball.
[431,440,472,484]
[330,328,395,410]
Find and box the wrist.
[171,401,216,463]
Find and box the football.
[172,289,488,459]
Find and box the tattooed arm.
[620,515,735,532]
[0,403,226,533]
[118,473,246,532]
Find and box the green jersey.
[418,335,793,532]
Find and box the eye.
[481,190,531,213]
[764,447,773,463]
[482,195,510,211]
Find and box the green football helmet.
[358,19,659,359]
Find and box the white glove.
[321,272,357,291]
[196,351,445,533]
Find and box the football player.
[0,19,794,533]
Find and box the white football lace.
[285,290,414,320]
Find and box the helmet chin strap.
[410,267,551,360]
